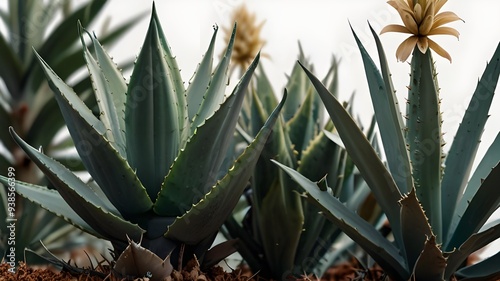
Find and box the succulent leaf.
[441,42,500,238]
[400,188,433,271]
[411,235,446,281]
[186,27,217,121]
[6,128,145,244]
[34,49,106,135]
[150,4,188,144]
[286,88,316,157]
[79,24,126,157]
[0,177,95,236]
[299,62,405,252]
[273,160,408,280]
[445,223,500,279]
[155,53,261,217]
[259,177,304,278]
[166,92,286,243]
[35,51,154,217]
[125,11,182,200]
[445,163,500,250]
[454,252,500,281]
[113,238,173,281]
[87,27,128,143]
[406,49,443,240]
[190,24,236,133]
[353,24,413,195]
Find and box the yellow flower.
[381,0,462,62]
[223,5,266,75]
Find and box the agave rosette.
[0,4,285,276]
[275,19,500,281]
[224,45,381,279]
[0,0,141,262]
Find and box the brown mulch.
[0,261,261,281]
[0,258,387,281]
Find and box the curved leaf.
[446,163,500,250]
[442,42,500,237]
[34,51,153,218]
[150,4,187,143]
[125,11,181,199]
[0,151,143,246]
[353,24,412,195]
[0,32,22,100]
[445,223,500,279]
[273,160,409,280]
[454,251,500,281]
[186,26,217,121]
[406,50,443,239]
[86,25,128,152]
[0,178,95,236]
[412,235,446,281]
[114,238,173,281]
[80,26,126,157]
[299,62,405,252]
[166,92,286,243]
[190,23,235,133]
[155,53,260,216]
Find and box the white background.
[2,0,499,261]
[94,0,500,260]
[94,0,500,168]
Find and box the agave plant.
[223,46,382,279]
[275,18,500,281]
[0,4,285,278]
[0,0,140,262]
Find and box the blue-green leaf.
[446,163,500,250]
[353,24,412,195]
[89,28,128,140]
[299,62,404,252]
[186,26,217,121]
[125,11,182,199]
[405,49,443,240]
[190,23,235,133]
[79,24,126,157]
[1,131,144,244]
[166,92,286,244]
[273,160,408,280]
[150,4,188,143]
[454,251,500,281]
[441,42,500,238]
[34,51,153,218]
[0,178,95,236]
[400,189,433,272]
[0,32,21,100]
[155,53,260,216]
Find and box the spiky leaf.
[166,92,286,243]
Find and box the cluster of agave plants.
[1,1,500,280]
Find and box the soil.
[0,259,385,281]
[0,261,262,281]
